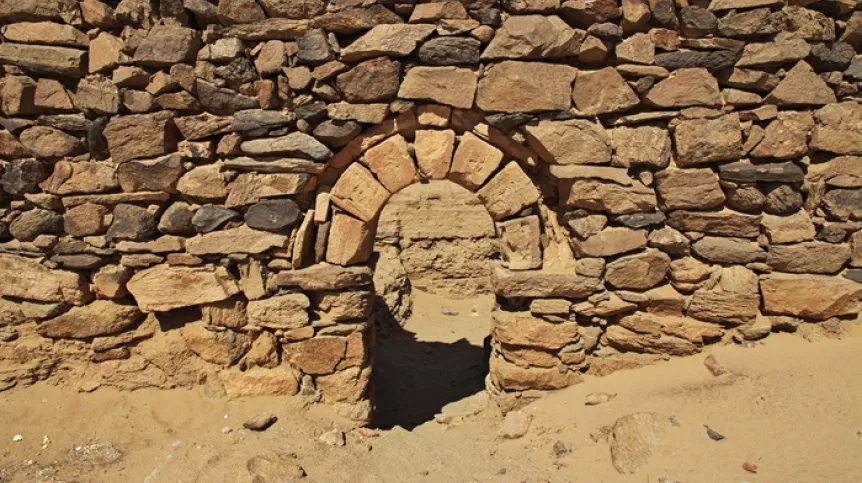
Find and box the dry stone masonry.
[1,0,861,422]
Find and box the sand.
[2,292,861,483]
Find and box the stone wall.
[1,0,862,422]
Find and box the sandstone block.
[764,61,836,107]
[760,274,862,319]
[361,134,416,193]
[103,112,177,163]
[37,300,143,339]
[810,102,862,156]
[692,236,766,264]
[413,129,454,180]
[524,120,611,165]
[572,67,639,115]
[645,68,721,108]
[578,227,647,257]
[476,61,576,113]
[560,178,656,215]
[247,294,310,330]
[275,263,372,290]
[0,43,86,77]
[330,162,391,222]
[667,209,761,238]
[287,337,346,374]
[655,168,725,210]
[186,225,288,255]
[0,254,90,305]
[497,216,542,270]
[493,311,579,350]
[126,264,241,312]
[673,114,742,167]
[326,213,373,266]
[687,290,759,325]
[398,66,477,109]
[481,14,585,60]
[766,241,851,274]
[610,126,671,169]
[605,250,671,290]
[477,162,540,221]
[448,132,504,191]
[219,366,300,398]
[340,24,435,62]
[491,262,603,298]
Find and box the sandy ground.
[2,292,862,483]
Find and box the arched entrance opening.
[373,181,497,429]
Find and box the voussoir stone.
[127,264,241,312]
[476,61,577,113]
[330,162,391,222]
[448,132,504,191]
[481,15,585,59]
[476,162,541,221]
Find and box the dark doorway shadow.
[372,304,491,430]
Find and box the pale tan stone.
[37,300,143,339]
[524,119,612,165]
[448,132,504,191]
[326,213,374,266]
[127,264,241,312]
[186,225,289,255]
[476,61,577,113]
[560,178,657,215]
[761,211,816,244]
[572,67,640,115]
[225,173,313,207]
[578,227,647,257]
[219,366,300,398]
[498,216,542,270]
[246,293,310,330]
[398,66,478,109]
[361,134,416,193]
[477,162,540,221]
[645,68,722,108]
[0,254,90,305]
[414,129,454,180]
[330,162,391,222]
[493,310,579,350]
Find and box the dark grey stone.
[196,80,259,115]
[297,29,334,65]
[845,269,862,283]
[485,112,534,131]
[647,0,679,29]
[215,57,258,86]
[418,37,482,65]
[50,254,105,270]
[294,101,328,124]
[470,8,502,26]
[680,6,717,37]
[107,204,157,241]
[8,208,63,241]
[37,114,92,132]
[808,42,855,72]
[654,49,736,72]
[231,109,295,134]
[718,161,805,183]
[725,185,765,213]
[614,212,667,229]
[846,55,862,80]
[763,184,803,215]
[816,225,847,243]
[192,204,240,233]
[244,199,302,232]
[313,120,361,148]
[88,116,110,160]
[587,22,623,41]
[0,158,48,195]
[158,202,196,235]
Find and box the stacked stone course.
[0,0,861,422]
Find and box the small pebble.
[552,441,570,457]
[585,392,616,406]
[12,434,23,442]
[441,308,459,316]
[319,428,346,447]
[221,426,232,434]
[704,425,725,441]
[243,413,277,431]
[703,355,729,376]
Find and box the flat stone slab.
[491,262,604,298]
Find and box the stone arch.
[273,105,601,420]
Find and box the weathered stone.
[481,15,585,59]
[64,203,109,237]
[225,173,312,207]
[783,5,834,41]
[763,183,802,215]
[718,160,804,184]
[133,25,201,67]
[477,162,540,221]
[810,103,862,156]
[413,129,454,179]
[88,33,128,74]
[692,236,766,264]
[336,57,400,103]
[0,254,89,305]
[494,311,579,350]
[418,37,481,65]
[736,32,811,68]
[606,250,671,290]
[673,114,742,167]
[476,61,577,113]
[103,112,177,163]
[340,24,435,62]
[247,293,310,330]
[648,226,690,255]
[490,354,581,391]
[2,21,88,48]
[41,160,117,195]
[491,262,603,298]
[667,209,761,238]
[616,32,654,64]
[645,68,722,108]
[497,216,542,270]
[37,300,143,339]
[116,154,183,193]
[0,43,86,77]
[409,1,469,22]
[196,80,259,115]
[186,225,288,255]
[241,132,331,161]
[655,168,725,210]
[525,120,611,165]
[654,49,736,72]
[764,61,836,107]
[761,211,815,245]
[361,134,416,193]
[717,8,782,38]
[182,321,250,365]
[258,0,324,19]
[312,290,372,323]
[92,265,133,299]
[106,204,156,241]
[127,264,240,312]
[578,227,647,257]
[327,102,390,124]
[609,126,671,169]
[560,178,657,215]
[313,5,403,34]
[449,132,504,191]
[766,241,850,274]
[176,164,228,200]
[276,263,372,290]
[219,366,300,398]
[330,163,390,222]
[19,126,81,158]
[326,213,373,266]
[9,208,63,241]
[287,337,346,374]
[217,0,265,25]
[605,325,698,356]
[809,42,855,72]
[572,67,639,115]
[760,273,862,319]
[296,28,333,64]
[244,199,302,232]
[398,66,477,109]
